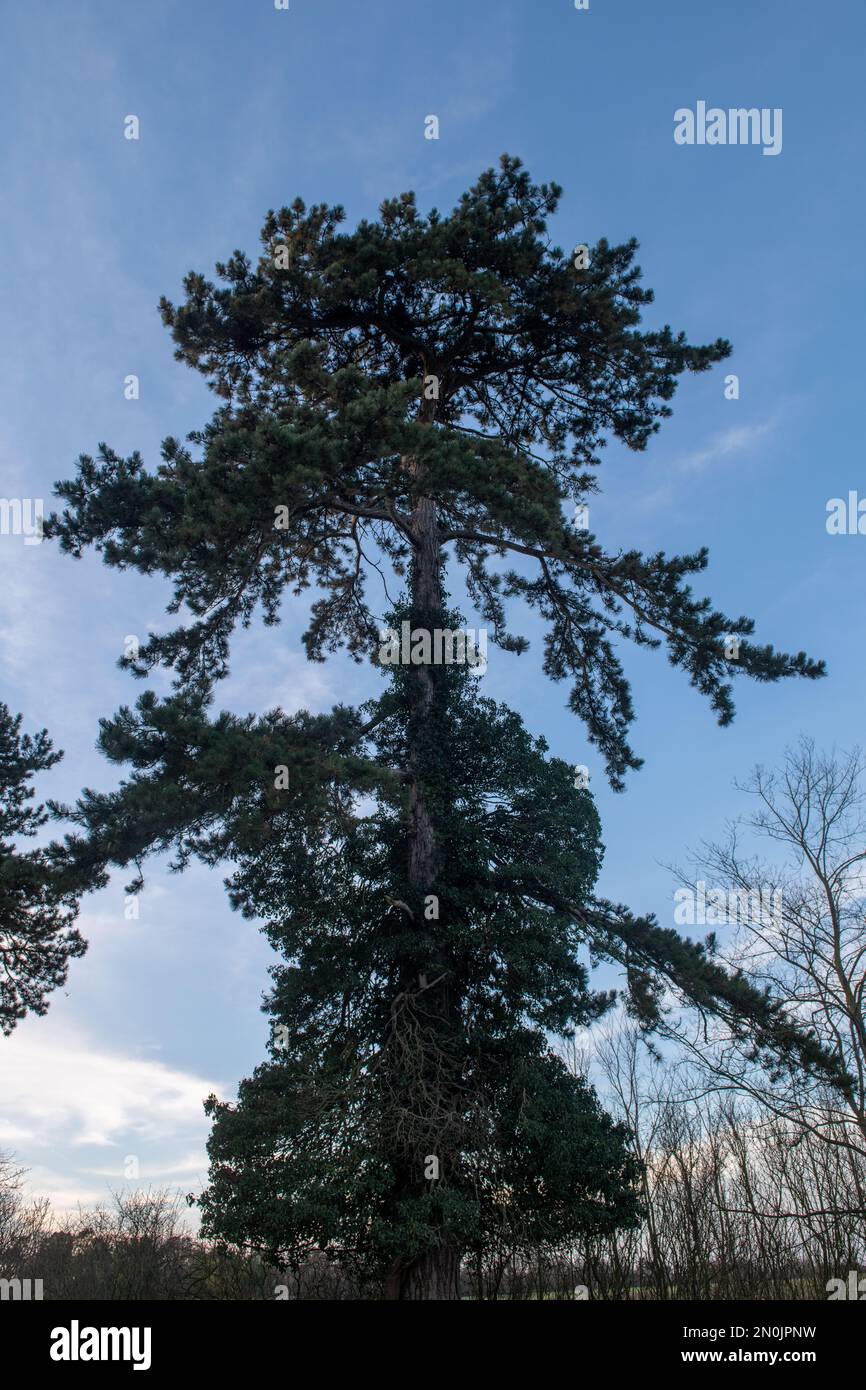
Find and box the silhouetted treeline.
[3,1053,864,1300]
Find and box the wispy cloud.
[626,417,778,519]
[679,419,776,475]
[0,1017,222,1212]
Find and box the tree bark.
[385,386,463,1300]
[406,491,442,889]
[389,1245,463,1300]
[404,391,444,928]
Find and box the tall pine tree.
[48,157,835,1297]
[0,703,84,1033]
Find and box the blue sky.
[1,0,864,1214]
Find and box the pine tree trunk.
[388,390,463,1300]
[405,397,443,904]
[407,490,441,887]
[390,1245,463,1300]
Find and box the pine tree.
[47,156,836,1297]
[0,703,84,1033]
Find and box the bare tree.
[0,1150,51,1278]
[665,738,866,1204]
[573,1025,866,1299]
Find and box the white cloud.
[680,419,776,475]
[0,1017,223,1214]
[625,417,779,519]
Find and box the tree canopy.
[47,154,823,788]
[44,155,835,1296]
[0,703,84,1033]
